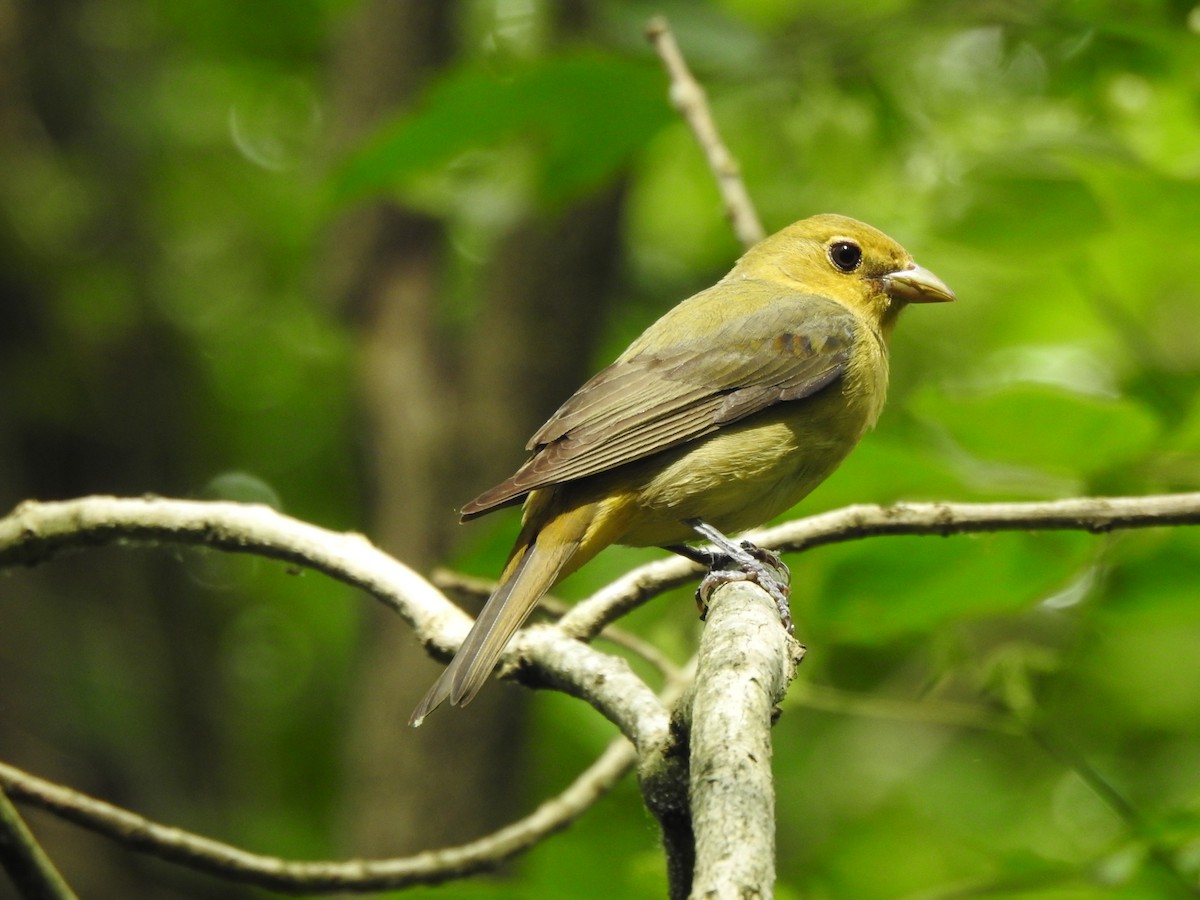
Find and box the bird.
[410,213,954,725]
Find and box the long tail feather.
[409,510,587,725]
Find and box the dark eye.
[828,240,863,273]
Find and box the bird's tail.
[409,503,594,725]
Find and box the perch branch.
[759,492,1200,551]
[561,492,1200,637]
[3,492,1198,888]
[675,580,802,899]
[0,496,442,629]
[0,497,668,746]
[431,568,684,684]
[0,497,685,890]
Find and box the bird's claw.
[686,520,793,633]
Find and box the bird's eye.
[828,240,863,273]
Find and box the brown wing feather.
[461,290,857,519]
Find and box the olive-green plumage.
[411,214,954,724]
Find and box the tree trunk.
[326,0,627,855]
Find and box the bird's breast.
[540,319,890,551]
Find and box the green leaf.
[795,435,977,513]
[334,53,670,206]
[936,161,1107,254]
[805,531,1093,644]
[911,383,1159,479]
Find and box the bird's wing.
[461,290,858,519]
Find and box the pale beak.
[885,263,956,304]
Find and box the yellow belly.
[616,392,867,546]
[559,366,879,551]
[522,326,889,570]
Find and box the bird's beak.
[885,263,956,304]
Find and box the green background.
[2,0,1199,897]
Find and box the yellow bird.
[411,214,954,724]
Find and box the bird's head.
[737,213,955,338]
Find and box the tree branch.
[760,492,1200,551]
[0,786,77,900]
[0,496,685,889]
[560,492,1200,637]
[0,496,667,746]
[645,16,765,249]
[4,492,1198,890]
[0,739,634,893]
[431,568,685,684]
[0,496,441,630]
[674,580,802,899]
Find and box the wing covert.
[461,289,859,519]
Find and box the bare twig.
[4,492,1199,889]
[0,496,444,631]
[0,740,634,894]
[645,16,765,248]
[559,553,700,643]
[0,787,77,900]
[758,493,1200,551]
[0,497,667,742]
[561,492,1200,637]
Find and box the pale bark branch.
[0,496,676,890]
[431,568,685,683]
[759,493,1200,552]
[3,491,1198,891]
[0,496,666,744]
[675,580,802,899]
[0,740,634,893]
[645,16,765,249]
[0,786,77,900]
[0,496,442,632]
[561,492,1200,638]
[560,552,699,642]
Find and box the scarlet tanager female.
[411,214,954,724]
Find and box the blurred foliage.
[336,53,672,208]
[2,0,1200,898]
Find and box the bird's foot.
[684,519,793,633]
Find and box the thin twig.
[760,493,1200,552]
[645,16,765,249]
[0,740,634,894]
[0,786,77,900]
[561,492,1200,638]
[0,497,441,628]
[0,496,672,744]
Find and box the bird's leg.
[681,518,793,634]
[664,542,716,566]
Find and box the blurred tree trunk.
[326,0,627,854]
[0,3,251,897]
